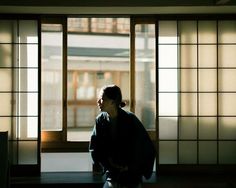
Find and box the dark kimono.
[89,108,155,185]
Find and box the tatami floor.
[10,172,236,188]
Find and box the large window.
[41,17,131,149]
[67,18,130,141]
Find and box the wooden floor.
[10,172,236,188]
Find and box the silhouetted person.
[89,85,155,188]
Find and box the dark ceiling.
[0,0,236,7]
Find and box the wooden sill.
[41,141,89,152]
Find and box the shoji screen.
[0,19,39,173]
[218,21,236,164]
[158,20,236,165]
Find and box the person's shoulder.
[119,108,137,120]
[96,112,108,122]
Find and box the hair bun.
[120,101,126,108]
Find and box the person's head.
[97,85,126,113]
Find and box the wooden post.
[0,131,8,188]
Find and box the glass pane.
[76,106,97,127]
[41,104,61,131]
[199,93,217,116]
[117,18,130,34]
[18,141,37,164]
[180,45,197,68]
[179,141,197,164]
[96,72,114,90]
[0,69,12,91]
[218,21,236,44]
[159,117,177,140]
[120,72,129,100]
[158,21,177,44]
[19,20,38,44]
[219,93,236,116]
[179,21,197,44]
[198,45,217,68]
[181,69,197,92]
[218,45,236,68]
[219,141,236,164]
[159,69,178,92]
[159,93,178,116]
[0,93,11,116]
[159,141,177,164]
[68,106,98,141]
[67,71,75,100]
[67,106,75,128]
[219,69,236,91]
[181,93,197,116]
[199,117,217,140]
[0,44,13,67]
[41,24,63,131]
[135,24,155,130]
[0,20,16,43]
[198,21,217,44]
[91,18,113,33]
[76,72,95,100]
[199,69,217,92]
[67,18,130,141]
[179,117,197,140]
[199,141,217,164]
[219,117,236,140]
[68,18,89,32]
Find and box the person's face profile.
[97,90,113,112]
